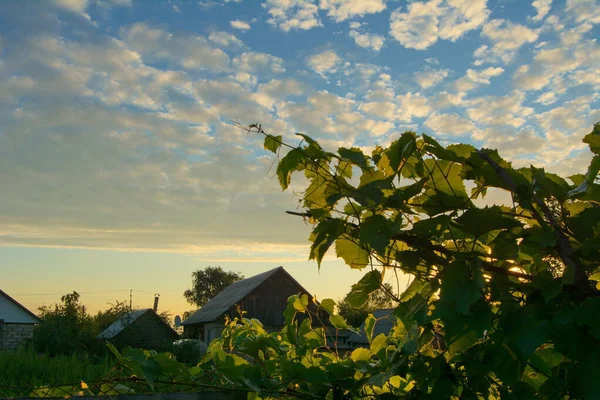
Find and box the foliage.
[0,346,113,397]
[184,266,244,307]
[171,339,208,364]
[94,300,131,332]
[33,291,101,356]
[234,122,600,398]
[33,292,173,356]
[18,123,600,399]
[337,282,397,326]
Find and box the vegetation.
[337,282,397,326]
[183,266,244,308]
[33,291,171,356]
[203,122,600,398]
[34,292,101,356]
[12,123,600,399]
[0,346,113,395]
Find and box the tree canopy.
[337,282,397,326]
[183,266,244,308]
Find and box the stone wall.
[1,323,36,350]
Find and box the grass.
[0,346,115,396]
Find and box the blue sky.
[1,0,599,317]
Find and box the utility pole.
[129,289,132,312]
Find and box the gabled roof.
[182,266,309,326]
[97,308,178,340]
[348,308,396,344]
[0,288,41,323]
[97,308,150,339]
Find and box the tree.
[183,266,244,307]
[337,282,396,326]
[33,291,99,356]
[94,300,130,332]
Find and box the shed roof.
[97,308,150,339]
[348,309,396,344]
[182,266,308,326]
[0,288,41,323]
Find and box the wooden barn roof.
[182,266,309,326]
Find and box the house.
[182,266,315,344]
[347,308,396,347]
[97,308,179,351]
[0,289,41,350]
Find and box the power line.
[10,289,173,296]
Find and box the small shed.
[97,308,179,351]
[182,266,314,344]
[0,289,41,350]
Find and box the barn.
[0,289,41,350]
[97,308,179,351]
[182,266,314,344]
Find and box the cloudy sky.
[1,0,599,317]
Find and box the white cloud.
[307,49,341,77]
[395,92,432,122]
[253,78,306,109]
[50,0,92,20]
[230,19,251,30]
[476,19,539,64]
[453,66,504,92]
[389,0,489,50]
[349,30,385,52]
[232,52,285,74]
[513,39,600,91]
[535,94,600,149]
[466,90,534,129]
[565,0,600,24]
[431,91,465,109]
[359,101,396,119]
[319,0,386,22]
[208,31,243,48]
[264,0,322,32]
[349,21,361,29]
[121,23,230,71]
[424,112,477,136]
[414,67,450,89]
[481,127,546,159]
[534,91,557,105]
[530,0,552,22]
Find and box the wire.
[10,289,172,296]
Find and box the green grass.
[0,346,114,396]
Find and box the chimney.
[153,294,160,312]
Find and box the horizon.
[1,0,599,318]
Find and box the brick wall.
[1,323,36,350]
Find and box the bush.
[171,339,207,364]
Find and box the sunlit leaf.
[264,134,282,154]
[335,237,370,269]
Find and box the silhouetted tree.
[184,266,244,307]
[337,283,397,327]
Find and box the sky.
[1,0,599,320]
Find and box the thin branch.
[477,150,586,289]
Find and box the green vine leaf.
[263,134,282,154]
[335,237,370,269]
[345,270,382,308]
